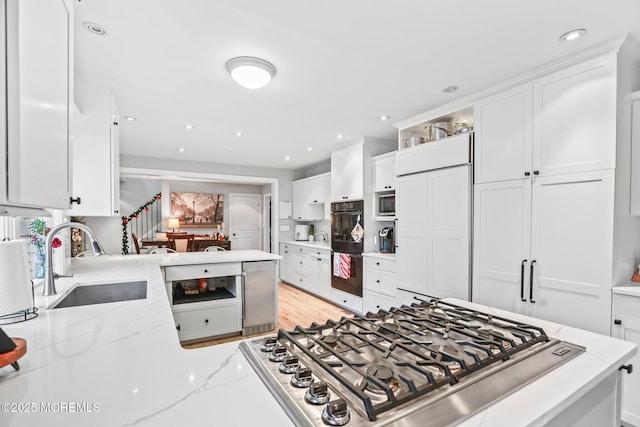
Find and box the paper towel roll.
[0,240,33,316]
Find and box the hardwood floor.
[182,282,352,349]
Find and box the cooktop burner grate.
[277,299,550,421]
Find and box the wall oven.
[330,200,364,297]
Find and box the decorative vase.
[34,252,45,279]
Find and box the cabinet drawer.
[165,263,241,281]
[305,248,331,260]
[364,289,397,314]
[173,303,241,341]
[331,288,363,314]
[364,268,396,296]
[363,256,396,273]
[613,293,640,320]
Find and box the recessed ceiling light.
[443,85,459,93]
[185,124,193,130]
[235,131,242,137]
[559,29,586,42]
[337,134,343,139]
[178,148,185,152]
[379,115,390,121]
[82,22,108,36]
[225,56,277,89]
[285,156,291,161]
[307,147,313,151]
[123,116,137,121]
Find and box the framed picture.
[170,192,224,228]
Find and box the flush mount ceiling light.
[285,156,291,161]
[123,116,137,121]
[185,124,193,130]
[443,85,459,93]
[177,148,185,152]
[307,147,313,151]
[379,115,390,121]
[82,22,108,36]
[337,134,343,139]
[559,29,587,42]
[234,131,242,137]
[225,56,277,89]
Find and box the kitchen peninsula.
[0,253,635,426]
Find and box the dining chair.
[168,234,195,252]
[204,245,226,252]
[146,247,177,254]
[131,233,141,254]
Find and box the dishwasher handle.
[241,271,246,321]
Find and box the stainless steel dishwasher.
[241,260,277,335]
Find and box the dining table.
[141,236,231,251]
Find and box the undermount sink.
[51,280,147,309]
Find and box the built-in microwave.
[377,194,395,216]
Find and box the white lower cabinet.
[612,293,640,427]
[363,290,396,313]
[173,304,241,342]
[331,288,363,314]
[280,242,331,300]
[473,170,615,335]
[363,254,397,313]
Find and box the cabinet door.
[426,166,470,300]
[474,83,533,183]
[612,295,640,427]
[331,143,363,201]
[292,179,307,220]
[630,98,640,215]
[472,179,531,314]
[279,244,290,281]
[374,155,396,191]
[318,257,331,299]
[396,173,428,295]
[109,91,120,215]
[363,289,396,314]
[69,83,118,216]
[5,0,71,209]
[529,170,614,335]
[533,54,616,177]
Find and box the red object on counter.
[199,278,208,292]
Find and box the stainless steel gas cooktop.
[240,298,585,426]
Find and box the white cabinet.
[373,152,396,192]
[279,243,296,284]
[307,249,331,299]
[280,242,331,300]
[1,0,72,210]
[474,54,617,184]
[631,95,640,215]
[396,165,470,300]
[331,287,362,314]
[332,143,364,201]
[68,82,120,216]
[292,173,329,220]
[612,293,640,427]
[473,170,615,336]
[363,255,397,313]
[164,262,243,341]
[473,83,533,184]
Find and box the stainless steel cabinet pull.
[529,260,536,303]
[520,259,528,302]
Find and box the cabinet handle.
[619,365,633,374]
[376,280,380,283]
[69,196,82,205]
[376,305,380,308]
[376,262,380,266]
[343,300,347,303]
[533,170,539,175]
[313,200,318,203]
[529,260,536,303]
[317,258,322,261]
[176,324,181,331]
[520,259,528,302]
[205,319,209,324]
[204,269,208,273]
[614,319,622,325]
[524,172,530,177]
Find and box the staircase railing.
[121,193,162,254]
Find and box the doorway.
[263,194,272,253]
[229,193,262,250]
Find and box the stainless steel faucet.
[314,231,328,242]
[43,222,105,296]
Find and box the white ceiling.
[74,0,640,170]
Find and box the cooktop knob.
[305,381,331,405]
[322,399,350,426]
[278,356,300,374]
[260,336,278,352]
[268,346,288,362]
[290,367,314,388]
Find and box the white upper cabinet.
[473,83,533,184]
[292,173,330,220]
[373,152,396,192]
[474,54,617,184]
[533,54,617,176]
[632,95,640,215]
[332,143,364,201]
[1,0,72,210]
[68,82,120,216]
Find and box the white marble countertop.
[0,252,635,426]
[362,252,396,260]
[613,282,640,298]
[281,240,331,251]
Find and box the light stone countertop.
[0,251,635,426]
[613,282,640,298]
[282,241,332,251]
[362,252,396,260]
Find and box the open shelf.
[173,287,236,305]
